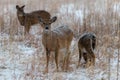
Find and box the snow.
[113,2,120,13]
[18,44,36,55]
[59,4,74,14]
[59,4,84,23]
[0,35,119,80]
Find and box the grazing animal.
[16,5,51,34]
[78,32,96,67]
[38,16,73,72]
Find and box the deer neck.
[42,29,54,48]
[42,29,52,37]
[17,12,25,26]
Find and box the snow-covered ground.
[0,34,119,80]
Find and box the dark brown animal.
[38,16,73,72]
[16,5,51,34]
[78,32,96,67]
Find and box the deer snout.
[45,25,50,30]
[45,27,49,29]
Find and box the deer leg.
[45,49,50,73]
[86,48,95,66]
[63,57,65,71]
[25,25,30,35]
[65,50,70,71]
[90,49,95,66]
[63,52,67,71]
[24,26,27,35]
[55,49,59,72]
[63,47,70,72]
[63,51,67,71]
[83,53,88,63]
[84,39,95,67]
[24,25,31,40]
[77,47,82,68]
[83,52,92,68]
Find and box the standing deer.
[78,32,96,68]
[38,16,73,72]
[16,5,51,35]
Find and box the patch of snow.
[59,4,75,14]
[59,4,83,23]
[113,3,120,13]
[74,10,84,23]
[18,44,36,55]
[29,25,42,35]
[0,33,9,40]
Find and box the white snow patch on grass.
[18,44,36,55]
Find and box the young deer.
[38,16,73,72]
[16,5,51,35]
[78,33,96,68]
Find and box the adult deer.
[78,32,96,68]
[38,16,73,72]
[16,5,51,35]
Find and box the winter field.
[0,0,120,80]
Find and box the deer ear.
[16,5,19,9]
[21,5,25,9]
[51,16,57,23]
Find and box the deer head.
[16,5,25,25]
[38,16,57,29]
[16,5,25,16]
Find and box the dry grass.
[0,0,120,80]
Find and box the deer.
[38,16,73,73]
[16,5,51,35]
[78,32,96,68]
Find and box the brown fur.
[38,16,73,72]
[16,5,51,34]
[78,32,96,67]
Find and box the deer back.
[24,10,51,26]
[16,5,51,26]
[78,33,96,50]
[42,26,73,51]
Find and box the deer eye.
[43,22,46,25]
[48,22,51,25]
